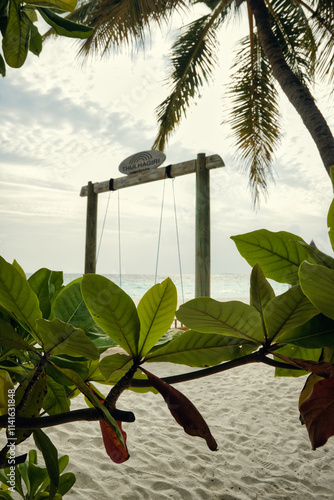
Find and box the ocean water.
[63,273,288,303]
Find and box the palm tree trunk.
[249,0,334,176]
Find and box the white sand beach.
[18,361,334,500]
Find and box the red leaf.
[299,378,334,450]
[274,354,334,378]
[88,384,130,463]
[99,419,130,464]
[141,367,218,451]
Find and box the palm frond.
[304,0,334,82]
[68,0,187,57]
[227,33,282,205]
[266,0,317,85]
[153,0,232,151]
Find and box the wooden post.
[195,153,210,297]
[84,181,98,274]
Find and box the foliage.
[0,0,94,76]
[1,178,334,495]
[0,449,75,499]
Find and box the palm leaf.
[305,0,334,83]
[71,0,187,56]
[227,32,281,204]
[152,0,232,151]
[267,0,317,85]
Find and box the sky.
[1,5,334,279]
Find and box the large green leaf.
[2,0,30,68]
[299,261,334,320]
[278,314,334,349]
[43,376,70,415]
[274,344,322,377]
[296,241,334,269]
[0,54,5,77]
[231,230,309,285]
[137,278,177,357]
[250,263,275,328]
[28,268,61,319]
[176,297,264,343]
[52,278,96,331]
[81,274,140,357]
[25,0,76,11]
[0,317,35,351]
[33,429,59,499]
[14,366,47,444]
[98,353,134,383]
[0,256,42,341]
[38,8,94,38]
[327,198,334,252]
[264,285,319,342]
[49,364,125,447]
[46,356,88,386]
[144,330,257,366]
[36,318,99,359]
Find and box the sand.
[16,361,334,500]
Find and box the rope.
[154,174,184,304]
[96,191,111,266]
[118,190,122,288]
[154,178,166,284]
[172,179,184,303]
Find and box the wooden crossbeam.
[80,154,224,197]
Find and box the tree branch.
[132,351,302,387]
[0,407,135,430]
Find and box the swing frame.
[80,153,224,297]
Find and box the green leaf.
[49,364,125,448]
[52,278,98,331]
[0,54,5,77]
[26,0,76,11]
[328,198,334,252]
[14,366,47,444]
[176,297,264,343]
[137,278,177,357]
[47,356,89,385]
[296,241,334,269]
[28,268,55,318]
[231,230,309,285]
[0,368,13,412]
[274,344,322,377]
[28,18,42,55]
[57,472,76,496]
[299,262,334,320]
[43,376,70,415]
[278,314,334,349]
[33,429,59,500]
[250,263,275,314]
[81,274,140,357]
[2,0,31,68]
[38,8,94,38]
[12,259,26,278]
[0,256,42,341]
[36,318,99,359]
[145,330,257,366]
[98,353,133,383]
[264,285,319,342]
[0,491,13,499]
[27,462,48,498]
[0,317,36,351]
